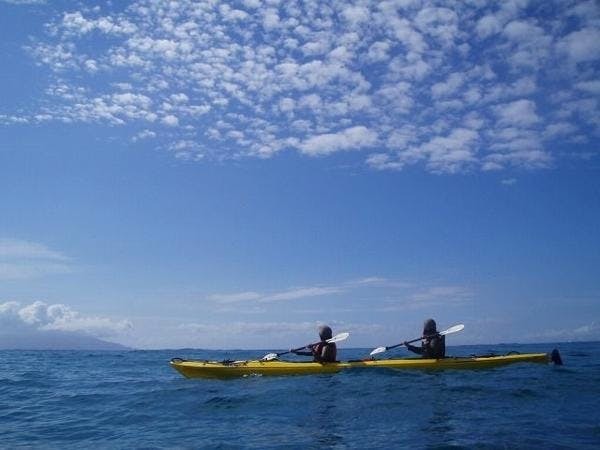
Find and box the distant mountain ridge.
[0,330,130,351]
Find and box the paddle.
[261,332,350,361]
[369,324,464,356]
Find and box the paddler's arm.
[291,347,313,357]
[404,341,423,355]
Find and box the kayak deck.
[170,352,553,379]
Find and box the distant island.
[0,330,130,351]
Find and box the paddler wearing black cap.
[291,325,337,362]
[404,319,446,359]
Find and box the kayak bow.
[170,351,560,379]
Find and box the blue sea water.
[1,342,600,449]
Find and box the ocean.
[1,342,599,449]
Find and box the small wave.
[510,388,538,398]
[204,395,251,409]
[567,352,590,357]
[447,384,487,394]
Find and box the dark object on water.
[551,349,563,365]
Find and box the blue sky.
[1,0,599,349]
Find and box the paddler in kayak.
[291,325,337,362]
[404,319,446,359]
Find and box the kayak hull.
[170,353,551,379]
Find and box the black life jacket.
[313,341,337,362]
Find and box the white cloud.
[494,99,540,127]
[568,1,599,24]
[261,286,345,302]
[278,97,295,113]
[208,285,345,304]
[219,4,249,22]
[242,0,260,8]
[2,0,598,175]
[1,0,46,4]
[207,291,262,303]
[0,262,72,280]
[501,20,552,69]
[575,80,600,95]
[483,148,551,171]
[132,129,157,141]
[409,128,480,174]
[409,286,472,304]
[0,238,69,260]
[0,301,132,338]
[386,126,418,149]
[61,11,137,36]
[503,20,544,42]
[180,321,318,335]
[369,127,480,174]
[476,15,503,39]
[367,153,405,171]
[119,276,473,348]
[367,41,390,62]
[178,319,387,339]
[168,140,204,160]
[543,122,577,139]
[263,8,280,30]
[527,322,600,342]
[0,238,73,280]
[346,276,389,286]
[557,27,600,63]
[207,277,460,313]
[431,72,465,98]
[414,7,458,43]
[170,93,189,104]
[161,115,179,127]
[342,5,370,26]
[299,126,378,156]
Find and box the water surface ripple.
[1,343,599,448]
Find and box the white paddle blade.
[261,353,278,361]
[370,346,386,356]
[328,332,350,343]
[440,324,464,336]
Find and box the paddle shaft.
[279,332,347,356]
[278,341,327,357]
[386,333,439,351]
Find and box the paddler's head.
[423,319,437,335]
[318,325,333,341]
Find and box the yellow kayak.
[170,352,558,379]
